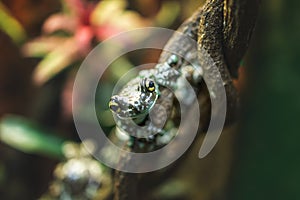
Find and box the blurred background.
[0,0,299,199]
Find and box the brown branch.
[112,0,260,199]
[223,0,260,78]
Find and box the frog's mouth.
[109,89,158,119]
[109,106,151,129]
[111,103,155,121]
[123,112,149,124]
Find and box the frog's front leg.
[115,117,164,142]
[115,103,175,148]
[154,63,181,89]
[155,56,203,90]
[131,126,177,149]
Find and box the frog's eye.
[167,54,180,67]
[145,79,155,92]
[109,98,121,113]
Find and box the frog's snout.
[109,95,121,114]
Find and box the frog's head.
[109,78,158,119]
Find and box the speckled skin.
[110,75,159,119]
[109,61,184,143]
[108,5,207,147]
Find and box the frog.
[109,77,159,120]
[109,52,203,148]
[109,54,182,119]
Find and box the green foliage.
[0,2,26,43]
[0,115,65,159]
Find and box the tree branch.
[223,0,260,78]
[112,0,260,199]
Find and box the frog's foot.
[180,64,203,85]
[127,135,156,150]
[131,128,177,149]
[155,128,177,146]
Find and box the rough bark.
[113,0,260,199]
[223,0,260,78]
